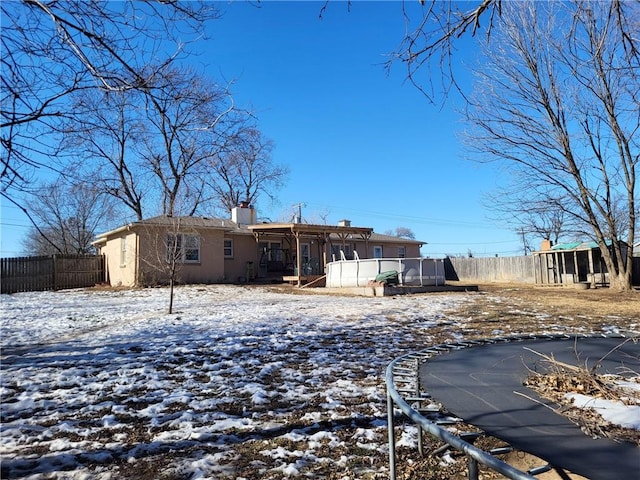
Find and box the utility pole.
[519,228,528,256]
[291,203,305,223]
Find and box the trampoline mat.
[420,337,639,480]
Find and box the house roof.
[247,222,374,240]
[368,232,424,245]
[551,239,612,251]
[247,223,424,244]
[134,215,239,230]
[94,217,425,245]
[92,215,246,245]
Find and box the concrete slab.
[321,284,479,296]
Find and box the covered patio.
[247,222,373,287]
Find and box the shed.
[532,240,626,287]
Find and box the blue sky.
[0,1,524,258]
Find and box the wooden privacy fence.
[1,255,106,294]
[445,255,640,286]
[445,256,536,284]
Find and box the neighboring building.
[93,204,424,287]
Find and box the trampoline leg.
[387,390,397,480]
[468,456,479,480]
[553,467,573,480]
[415,358,424,456]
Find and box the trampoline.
[387,335,639,480]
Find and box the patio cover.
[247,223,373,286]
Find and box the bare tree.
[485,187,566,250]
[64,89,147,220]
[139,66,237,217]
[389,0,502,103]
[463,2,637,290]
[384,227,416,239]
[64,66,237,221]
[1,1,218,205]
[22,179,116,255]
[388,0,637,290]
[138,217,199,314]
[207,127,289,212]
[395,227,416,239]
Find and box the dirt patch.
[476,282,640,317]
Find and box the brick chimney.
[232,202,257,225]
[540,239,553,251]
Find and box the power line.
[427,240,515,246]
[300,202,500,229]
[0,222,31,229]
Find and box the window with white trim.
[224,238,233,258]
[373,246,383,258]
[166,233,200,263]
[120,237,127,267]
[398,246,406,258]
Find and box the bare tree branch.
[1,0,218,204]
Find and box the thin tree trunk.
[168,276,175,314]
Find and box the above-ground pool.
[325,257,445,288]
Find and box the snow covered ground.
[1,285,637,479]
[1,285,475,479]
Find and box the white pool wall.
[325,257,445,288]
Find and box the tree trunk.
[600,243,633,291]
[609,271,632,292]
[168,277,175,314]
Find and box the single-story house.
[92,204,425,287]
[532,239,629,287]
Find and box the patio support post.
[294,231,302,287]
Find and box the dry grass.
[441,282,640,341]
[522,342,640,446]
